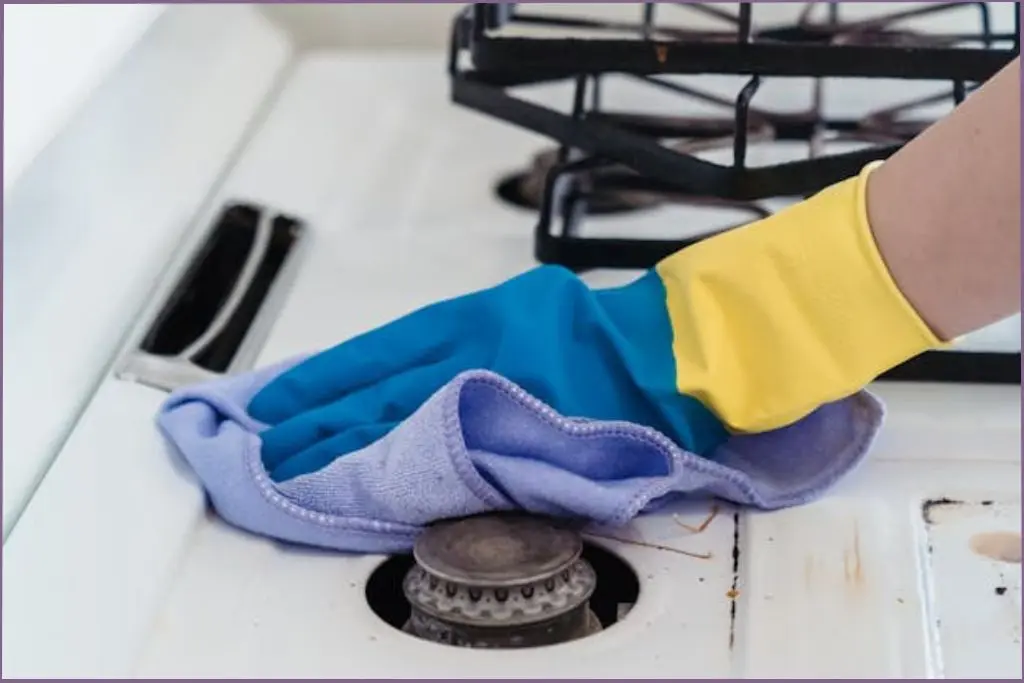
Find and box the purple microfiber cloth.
[157,358,883,554]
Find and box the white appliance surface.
[3,45,1020,679]
[2,4,166,191]
[0,4,292,538]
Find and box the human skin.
[867,57,1021,341]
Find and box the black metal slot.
[193,217,297,372]
[139,203,302,373]
[140,205,257,357]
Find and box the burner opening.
[496,172,651,216]
[366,540,639,647]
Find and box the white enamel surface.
[1,4,292,537]
[1,382,205,677]
[4,53,1020,678]
[2,4,166,190]
[925,501,1022,678]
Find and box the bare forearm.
[867,57,1021,341]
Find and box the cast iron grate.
[449,2,1020,384]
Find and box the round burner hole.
[495,173,653,216]
[365,541,640,647]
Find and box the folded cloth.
[157,358,884,555]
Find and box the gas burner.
[365,529,639,647]
[401,514,602,648]
[496,141,775,220]
[497,149,661,216]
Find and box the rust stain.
[674,504,719,534]
[969,531,1022,564]
[584,532,712,559]
[852,521,863,583]
[842,522,864,586]
[726,588,740,599]
[654,45,668,64]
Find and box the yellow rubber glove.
[656,162,943,434]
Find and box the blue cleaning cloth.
[247,267,729,484]
[157,357,883,554]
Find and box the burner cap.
[413,513,582,587]
[403,514,600,643]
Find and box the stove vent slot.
[118,202,304,392]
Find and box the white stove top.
[3,8,1020,678]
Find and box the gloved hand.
[249,163,941,483]
[249,266,729,482]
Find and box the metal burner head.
[413,513,583,587]
[402,513,601,648]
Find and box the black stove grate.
[448,2,1020,384]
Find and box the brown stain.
[674,504,719,534]
[584,532,712,559]
[840,523,865,588]
[969,531,1022,564]
[851,521,864,584]
[808,522,865,590]
[654,45,668,64]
